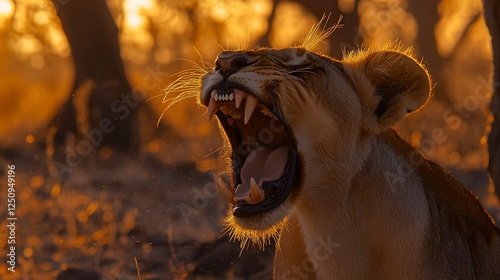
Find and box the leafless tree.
[50,0,135,150]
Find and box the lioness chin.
[195,45,500,279]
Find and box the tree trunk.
[408,0,445,98]
[256,0,279,47]
[50,0,134,150]
[483,0,500,199]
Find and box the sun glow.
[123,0,153,29]
[270,2,317,48]
[0,0,13,18]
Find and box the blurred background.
[0,0,499,279]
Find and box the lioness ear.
[347,50,431,133]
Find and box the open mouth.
[204,87,299,218]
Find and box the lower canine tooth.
[219,178,236,205]
[250,178,265,204]
[236,195,252,204]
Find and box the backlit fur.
[157,17,500,276]
[192,44,500,279]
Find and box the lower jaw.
[231,147,299,218]
[226,202,291,233]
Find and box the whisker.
[283,65,318,76]
[163,68,206,107]
[204,145,224,158]
[193,47,213,72]
[279,89,299,113]
[302,14,344,51]
[278,80,305,112]
[159,58,209,125]
[146,92,169,103]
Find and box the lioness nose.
[216,52,253,77]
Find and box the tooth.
[244,95,258,124]
[206,97,219,122]
[219,178,236,205]
[261,107,278,120]
[235,92,245,108]
[211,90,216,99]
[250,178,264,204]
[229,93,234,101]
[261,107,270,116]
[236,195,251,204]
[243,195,251,204]
[224,95,228,101]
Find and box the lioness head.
[198,46,431,248]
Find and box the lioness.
[190,41,500,278]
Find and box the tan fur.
[197,46,500,279]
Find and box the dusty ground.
[0,144,275,280]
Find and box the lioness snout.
[216,52,256,77]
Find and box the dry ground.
[0,98,499,279]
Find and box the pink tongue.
[235,146,289,197]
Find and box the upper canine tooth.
[234,91,247,108]
[206,97,219,122]
[249,178,264,204]
[244,95,259,124]
[219,178,236,205]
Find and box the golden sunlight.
[0,1,499,279]
[123,0,153,29]
[120,0,156,63]
[0,0,13,17]
[125,12,145,29]
[358,0,417,47]
[270,1,316,48]
[0,0,13,29]
[435,0,483,57]
[125,0,153,9]
[197,0,272,47]
[211,1,228,22]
